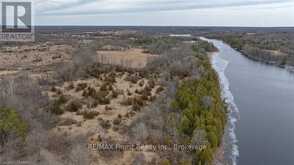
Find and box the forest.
[207,32,294,68]
[0,30,226,165]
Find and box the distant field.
[97,48,157,69]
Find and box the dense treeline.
[132,36,180,54]
[130,38,226,164]
[173,43,226,164]
[208,33,294,68]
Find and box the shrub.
[156,86,164,94]
[132,104,141,112]
[105,72,116,83]
[51,100,64,115]
[65,82,75,91]
[92,91,110,105]
[179,115,193,135]
[207,131,218,148]
[51,86,57,92]
[127,89,132,96]
[141,90,151,101]
[120,97,133,106]
[100,120,111,130]
[0,108,28,145]
[112,125,119,132]
[133,97,145,107]
[82,90,88,97]
[135,89,143,95]
[148,96,156,102]
[125,111,136,119]
[113,118,122,125]
[99,97,110,105]
[82,86,97,98]
[105,106,112,111]
[58,95,68,105]
[82,111,99,120]
[56,89,63,95]
[138,80,145,87]
[147,80,156,89]
[140,94,149,101]
[198,148,213,165]
[126,74,140,84]
[75,83,88,92]
[111,90,119,98]
[87,99,99,108]
[66,100,82,112]
[143,86,152,96]
[100,82,112,91]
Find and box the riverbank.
[205,32,294,73]
[209,51,228,165]
[237,49,294,73]
[202,38,240,165]
[209,38,294,73]
[206,51,228,165]
[248,56,294,73]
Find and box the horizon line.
[34,25,294,28]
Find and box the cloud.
[34,0,96,13]
[34,0,292,15]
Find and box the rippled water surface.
[207,39,294,165]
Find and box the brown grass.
[97,48,157,69]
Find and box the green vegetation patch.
[0,108,28,145]
[172,43,227,165]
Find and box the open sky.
[33,0,294,26]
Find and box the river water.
[204,38,294,165]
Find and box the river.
[204,38,294,165]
